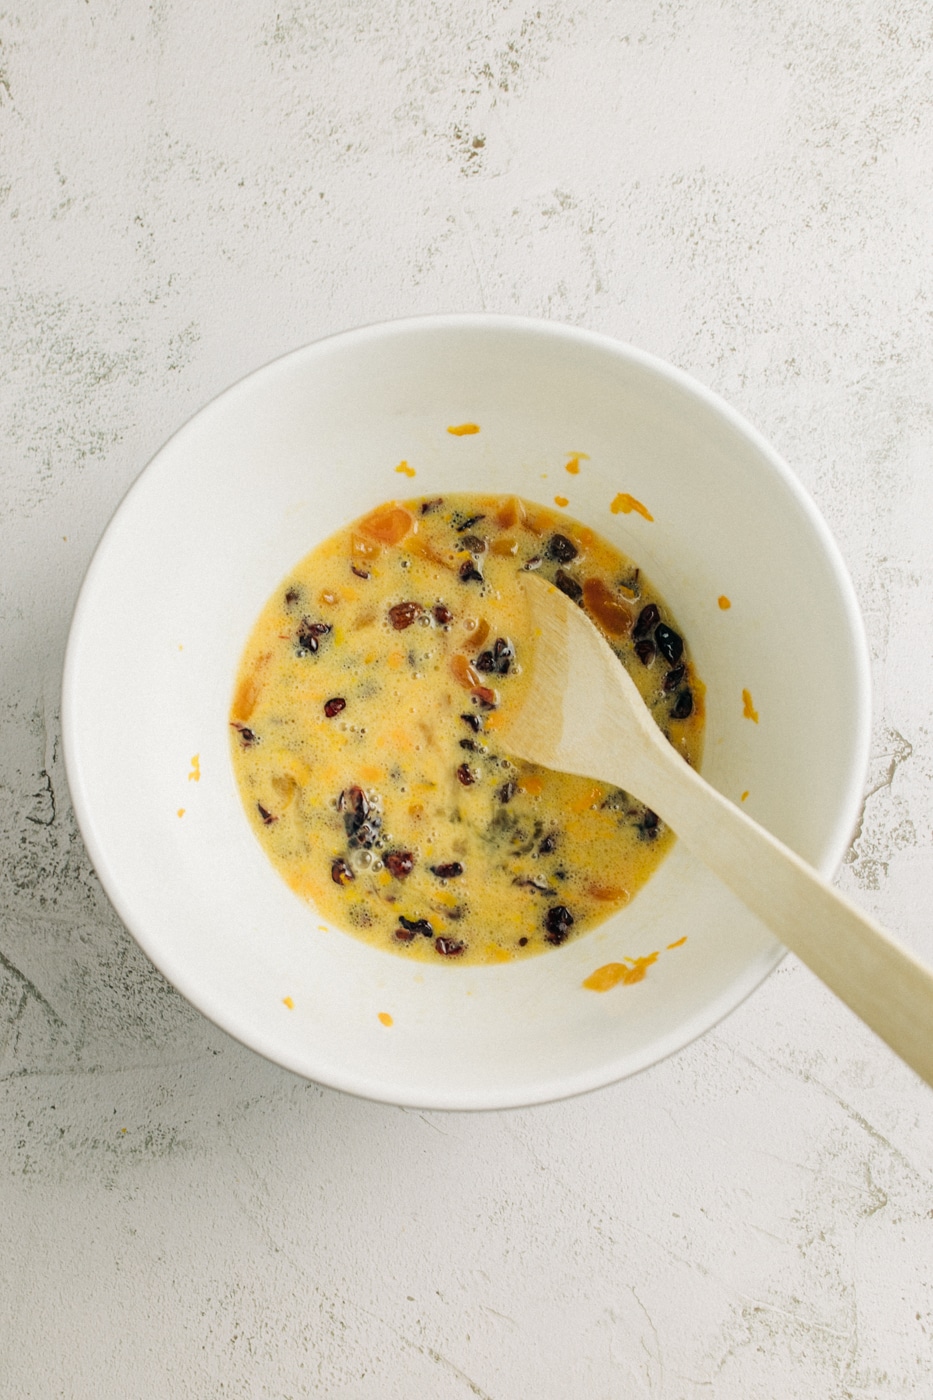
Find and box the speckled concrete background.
[2,2,933,1395]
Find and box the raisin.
[633,603,660,639]
[284,587,300,606]
[459,534,486,554]
[662,664,685,692]
[331,858,354,885]
[654,622,684,664]
[394,926,416,942]
[431,862,464,879]
[435,937,466,956]
[554,569,583,603]
[459,738,482,752]
[634,638,656,666]
[257,803,277,825]
[433,603,453,625]
[421,497,444,513]
[522,556,542,571]
[456,514,485,532]
[351,566,370,580]
[518,937,529,947]
[544,905,575,945]
[459,560,484,583]
[324,697,347,718]
[388,601,423,630]
[457,763,476,786]
[642,809,659,831]
[384,850,415,879]
[493,637,514,674]
[399,915,433,938]
[475,650,495,672]
[460,712,481,733]
[296,623,318,654]
[231,722,258,747]
[547,533,578,563]
[497,780,517,804]
[671,687,694,719]
[538,833,557,855]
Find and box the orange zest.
[610,493,654,521]
[447,423,480,436]
[742,689,759,723]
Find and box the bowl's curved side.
[61,315,871,1110]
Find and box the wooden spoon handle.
[621,742,933,1087]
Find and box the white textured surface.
[2,3,933,1395]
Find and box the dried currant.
[231,722,258,747]
[331,858,354,886]
[284,587,300,606]
[456,514,485,532]
[257,803,277,826]
[475,650,496,673]
[459,534,486,554]
[324,697,347,718]
[435,937,466,956]
[297,619,331,654]
[662,664,685,693]
[433,603,453,625]
[493,637,514,674]
[634,638,656,666]
[457,763,476,786]
[544,905,575,945]
[554,569,583,604]
[538,833,557,855]
[654,622,684,664]
[384,850,415,879]
[351,566,370,580]
[421,497,444,514]
[459,559,484,583]
[497,780,517,804]
[388,601,424,630]
[633,603,660,639]
[399,915,434,938]
[671,688,694,719]
[431,862,464,879]
[460,712,482,733]
[546,533,578,563]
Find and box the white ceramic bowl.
[62,316,870,1109]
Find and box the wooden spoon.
[500,576,933,1087]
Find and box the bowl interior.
[62,317,870,1109]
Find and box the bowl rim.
[61,312,873,1108]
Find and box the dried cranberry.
[399,915,433,938]
[459,560,484,583]
[388,601,424,630]
[460,712,481,733]
[554,569,583,603]
[633,603,660,639]
[547,533,578,563]
[435,937,466,956]
[257,803,277,825]
[324,697,347,718]
[384,850,415,879]
[457,763,476,786]
[459,534,486,554]
[671,687,694,719]
[654,622,683,664]
[634,638,656,666]
[544,905,574,945]
[331,858,354,885]
[662,664,685,692]
[433,603,453,625]
[431,862,464,879]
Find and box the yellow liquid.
[230,494,704,964]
